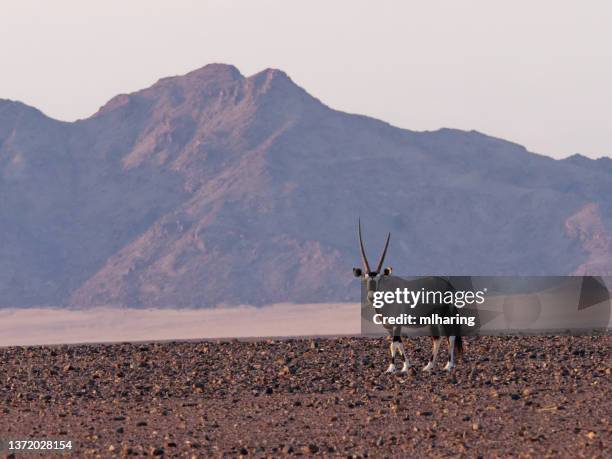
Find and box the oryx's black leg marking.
[392,332,401,358]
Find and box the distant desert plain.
[0,303,359,347]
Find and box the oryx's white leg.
[386,340,397,373]
[443,336,456,371]
[423,337,441,372]
[399,341,411,373]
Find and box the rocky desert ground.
[1,336,610,458]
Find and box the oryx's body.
[354,221,463,373]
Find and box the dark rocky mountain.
[1,63,611,308]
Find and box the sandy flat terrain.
[0,304,359,347]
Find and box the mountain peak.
[254,67,290,78]
[0,98,48,122]
[565,153,589,161]
[184,63,244,82]
[0,98,39,112]
[248,67,293,87]
[246,67,316,107]
[152,63,244,89]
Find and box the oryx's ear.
[353,267,363,277]
[383,267,392,276]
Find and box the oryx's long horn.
[358,219,371,273]
[375,232,391,273]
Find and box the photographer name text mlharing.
[370,287,488,328]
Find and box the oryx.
[353,221,463,373]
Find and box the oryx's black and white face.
[353,219,392,305]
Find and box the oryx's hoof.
[443,361,456,372]
[400,363,412,373]
[422,362,434,372]
[385,363,397,374]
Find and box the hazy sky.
[2,1,611,158]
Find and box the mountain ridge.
[1,63,611,308]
